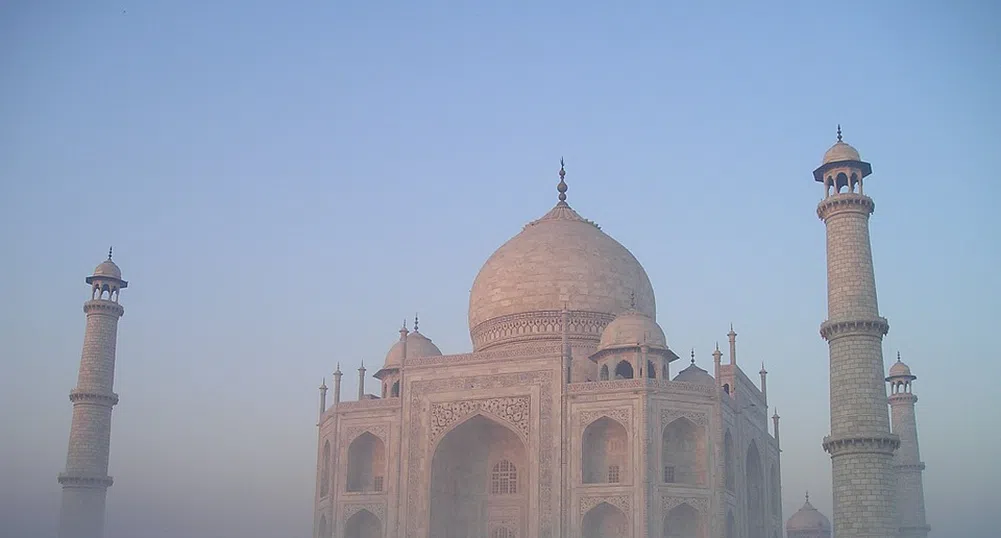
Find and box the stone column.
[814,132,899,538]
[58,252,127,538]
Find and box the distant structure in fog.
[313,162,783,537]
[785,493,831,538]
[887,354,931,538]
[57,250,127,538]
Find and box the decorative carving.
[487,505,522,531]
[407,370,555,538]
[471,310,614,351]
[342,501,385,523]
[568,378,716,396]
[430,396,531,443]
[342,424,389,444]
[579,494,631,516]
[406,341,565,368]
[579,407,631,429]
[660,409,709,428]
[336,398,402,411]
[819,317,889,340]
[661,495,710,514]
[816,192,875,220]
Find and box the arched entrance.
[429,414,527,537]
[582,502,628,538]
[344,509,381,538]
[661,417,706,486]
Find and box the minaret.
[357,361,366,400]
[58,249,128,538]
[318,379,328,422]
[333,364,343,405]
[759,362,768,403]
[727,324,737,365]
[886,353,930,538]
[772,409,781,450]
[712,343,722,387]
[815,126,899,537]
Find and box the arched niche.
[614,360,634,380]
[663,502,700,538]
[317,514,328,538]
[344,508,381,538]
[582,416,629,484]
[429,414,527,538]
[582,501,628,538]
[320,440,331,497]
[662,417,707,486]
[723,429,735,491]
[346,432,386,492]
[746,441,765,538]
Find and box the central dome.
[468,198,656,351]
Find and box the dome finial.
[557,157,568,202]
[690,348,695,365]
[836,124,843,142]
[806,490,810,503]
[896,350,901,362]
[414,313,419,332]
[108,246,113,260]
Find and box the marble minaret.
[814,127,899,537]
[58,250,128,538]
[887,354,930,538]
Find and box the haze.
[2,2,998,537]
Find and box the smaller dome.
[597,308,667,352]
[384,330,442,368]
[887,354,916,380]
[673,360,714,386]
[786,496,831,533]
[822,140,861,165]
[93,259,122,279]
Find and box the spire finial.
[414,313,419,332]
[335,362,341,374]
[108,246,113,260]
[557,157,568,202]
[690,348,695,365]
[806,491,810,503]
[715,341,720,351]
[896,350,901,362]
[837,124,843,142]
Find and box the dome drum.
[470,309,616,351]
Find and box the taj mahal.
[54,130,931,538]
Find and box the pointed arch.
[391,380,400,397]
[647,359,657,378]
[662,416,707,486]
[429,414,527,537]
[582,416,629,484]
[746,441,765,538]
[723,429,735,491]
[599,364,609,381]
[582,501,628,538]
[344,508,381,538]
[663,502,700,538]
[320,440,331,497]
[770,464,780,517]
[317,514,328,538]
[346,432,385,492]
[614,360,634,379]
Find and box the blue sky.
[1,1,998,537]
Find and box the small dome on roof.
[673,359,714,386]
[597,308,667,352]
[786,495,832,533]
[93,258,122,279]
[384,330,442,368]
[887,353,916,379]
[822,140,862,165]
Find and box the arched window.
[647,360,656,378]
[599,364,609,381]
[391,380,400,397]
[490,459,517,495]
[614,360,634,379]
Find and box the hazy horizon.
[2,2,998,537]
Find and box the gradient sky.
[2,2,999,537]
